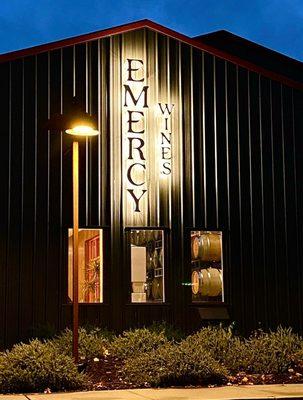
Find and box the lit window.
[68,229,103,303]
[191,231,223,302]
[129,229,164,303]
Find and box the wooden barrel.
[133,230,146,246]
[191,271,200,295]
[145,230,154,243]
[207,268,222,297]
[130,230,136,245]
[153,230,161,241]
[200,269,211,296]
[151,278,163,300]
[191,235,200,259]
[199,268,222,297]
[198,233,221,262]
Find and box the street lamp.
[47,99,99,364]
[65,114,99,365]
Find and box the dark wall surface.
[0,28,302,347]
[195,30,303,85]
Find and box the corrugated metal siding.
[0,28,302,346]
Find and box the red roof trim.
[0,19,302,91]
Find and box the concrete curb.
[1,384,303,400]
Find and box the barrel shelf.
[191,260,222,270]
[154,267,163,277]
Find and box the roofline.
[0,19,302,91]
[196,29,303,67]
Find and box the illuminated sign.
[123,58,174,213]
[158,103,174,175]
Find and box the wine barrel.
[151,277,163,300]
[191,271,199,295]
[199,268,222,297]
[145,230,154,243]
[191,235,200,259]
[133,230,146,246]
[130,230,136,245]
[198,233,221,262]
[200,269,210,296]
[153,230,161,241]
[207,267,222,297]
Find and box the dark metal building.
[0,20,302,347]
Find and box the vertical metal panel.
[0,61,10,346]
[293,89,303,330]
[6,59,23,345]
[291,89,302,329]
[99,38,110,227]
[181,43,193,228]
[248,72,266,326]
[192,49,204,227]
[109,33,123,329]
[204,53,216,228]
[258,74,267,326]
[224,60,232,306]
[283,86,300,329]
[47,49,62,329]
[214,58,228,229]
[271,81,289,325]
[225,63,244,326]
[19,56,36,339]
[261,78,279,327]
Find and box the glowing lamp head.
[65,123,99,137]
[46,97,99,137]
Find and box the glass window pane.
[68,229,103,303]
[129,229,164,303]
[191,231,223,302]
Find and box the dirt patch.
[86,356,303,390]
[86,355,135,390]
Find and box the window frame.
[124,226,170,305]
[185,227,227,306]
[64,225,110,306]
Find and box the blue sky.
[0,0,302,61]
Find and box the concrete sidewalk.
[1,384,303,400]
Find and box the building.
[0,20,302,347]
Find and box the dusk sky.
[0,0,302,61]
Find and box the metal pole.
[72,140,79,364]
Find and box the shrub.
[182,325,244,372]
[0,339,87,393]
[122,341,228,387]
[240,327,303,374]
[109,328,168,360]
[293,348,303,367]
[148,321,186,342]
[50,327,109,361]
[82,325,115,342]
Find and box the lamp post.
[65,117,99,364]
[47,100,99,364]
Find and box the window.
[128,229,164,303]
[191,231,223,302]
[68,229,103,303]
